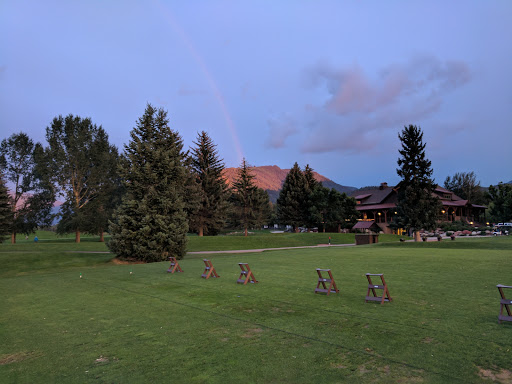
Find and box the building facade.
[352,183,487,234]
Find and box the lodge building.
[352,183,487,234]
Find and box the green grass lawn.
[1,234,511,383]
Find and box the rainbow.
[153,1,244,162]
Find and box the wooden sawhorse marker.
[314,269,339,296]
[167,257,183,274]
[201,259,219,279]
[237,263,258,285]
[365,273,392,304]
[497,284,512,324]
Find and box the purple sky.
[1,1,511,188]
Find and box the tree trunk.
[413,231,421,242]
[11,232,16,244]
[99,229,104,242]
[338,224,341,233]
[294,226,299,233]
[244,227,248,237]
[199,226,203,237]
[76,229,81,243]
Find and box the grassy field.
[1,233,511,383]
[11,230,403,251]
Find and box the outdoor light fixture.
[441,210,445,214]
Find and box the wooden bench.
[201,259,219,279]
[237,263,258,285]
[167,257,183,274]
[497,284,512,324]
[314,269,339,296]
[365,273,392,304]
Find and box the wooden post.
[365,274,392,304]
[167,257,183,273]
[201,259,219,279]
[497,284,512,324]
[237,263,258,285]
[314,269,339,296]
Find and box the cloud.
[265,114,298,149]
[299,56,471,154]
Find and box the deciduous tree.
[324,189,358,232]
[46,115,118,242]
[108,104,189,261]
[0,173,12,243]
[444,171,484,204]
[394,125,440,241]
[487,182,512,223]
[0,133,55,243]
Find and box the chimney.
[380,182,388,190]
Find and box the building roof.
[353,183,486,210]
[352,220,380,230]
[442,200,469,207]
[356,203,397,211]
[352,187,395,205]
[354,193,372,200]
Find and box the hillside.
[223,165,356,203]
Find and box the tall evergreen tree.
[229,159,271,237]
[46,115,117,242]
[303,164,324,231]
[276,162,308,232]
[189,131,229,236]
[0,133,55,243]
[394,125,441,241]
[0,173,12,243]
[108,104,189,262]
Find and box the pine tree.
[394,124,441,241]
[229,159,271,236]
[189,131,229,236]
[303,164,324,231]
[276,162,308,232]
[0,173,12,243]
[108,104,189,262]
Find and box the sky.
[1,0,511,188]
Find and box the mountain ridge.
[222,165,357,203]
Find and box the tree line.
[0,104,361,261]
[1,109,510,254]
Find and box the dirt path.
[187,243,355,255]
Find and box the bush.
[439,221,474,232]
